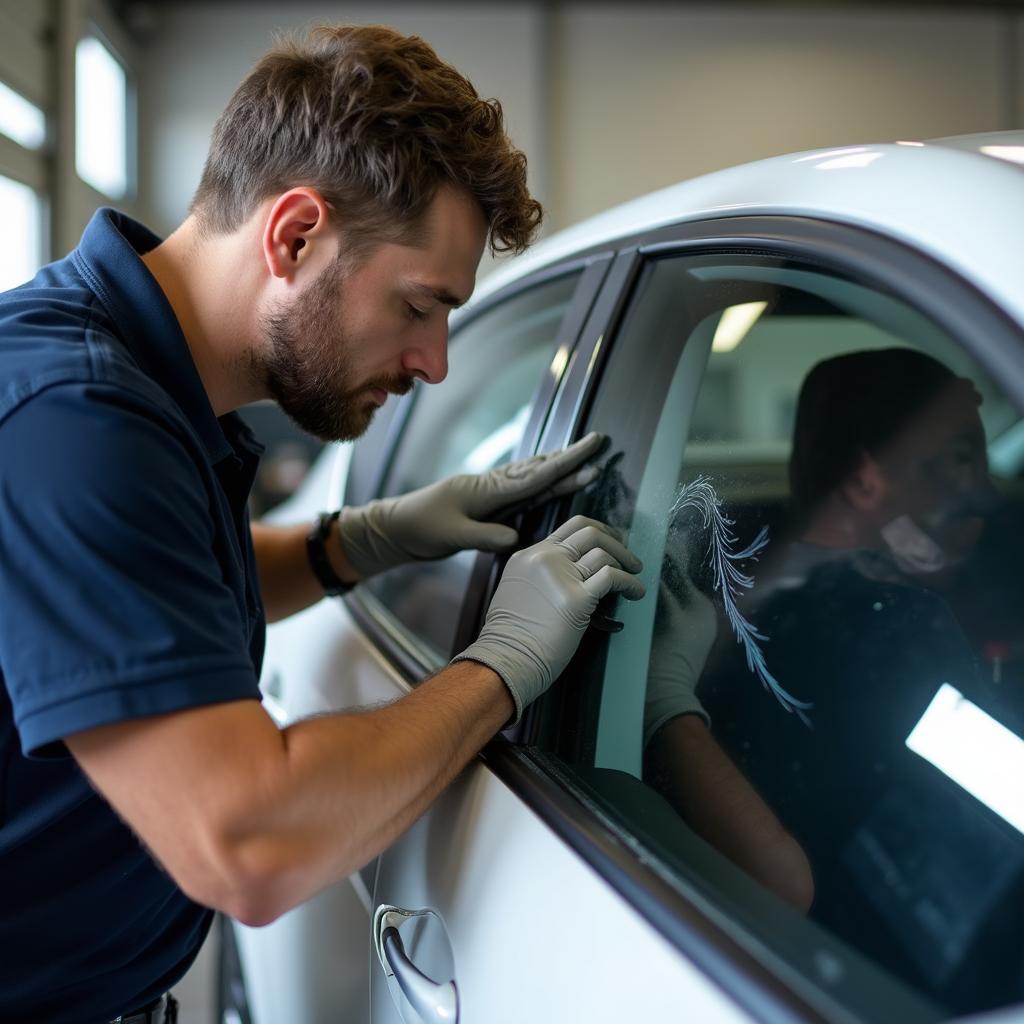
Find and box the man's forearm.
[70,511,641,927]
[67,660,513,927]
[251,519,361,622]
[250,660,513,920]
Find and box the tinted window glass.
[362,271,582,667]
[543,254,1024,1018]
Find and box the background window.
[360,271,582,667]
[543,253,1024,1019]
[0,79,45,150]
[0,173,42,290]
[75,35,128,198]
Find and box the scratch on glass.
[671,475,813,725]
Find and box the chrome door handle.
[380,926,459,1023]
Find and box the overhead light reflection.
[814,152,884,171]
[549,344,570,381]
[712,301,768,353]
[795,147,869,163]
[906,683,1024,835]
[980,145,1024,166]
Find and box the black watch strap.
[306,510,354,597]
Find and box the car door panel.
[371,763,752,1024]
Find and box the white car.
[224,131,1024,1024]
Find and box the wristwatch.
[306,510,355,596]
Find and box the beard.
[257,263,414,442]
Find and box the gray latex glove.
[453,514,646,724]
[644,575,718,747]
[337,433,607,579]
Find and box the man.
[0,25,644,1023]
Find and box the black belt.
[110,992,178,1023]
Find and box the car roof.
[470,130,1024,326]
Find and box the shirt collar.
[72,207,255,464]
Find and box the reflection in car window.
[362,271,583,667]
[545,254,1024,1018]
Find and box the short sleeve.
[0,383,260,757]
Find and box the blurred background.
[2,0,1023,514]
[1,2,1021,1017]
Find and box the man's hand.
[337,433,606,579]
[453,514,646,723]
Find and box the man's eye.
[405,303,429,322]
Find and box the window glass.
[75,35,128,198]
[0,174,42,290]
[362,271,582,667]
[547,253,1024,1017]
[0,80,45,150]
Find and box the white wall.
[132,3,1024,244]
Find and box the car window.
[360,271,584,668]
[539,252,1024,1019]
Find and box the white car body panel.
[371,767,750,1024]
[474,133,1024,330]
[234,131,1024,1023]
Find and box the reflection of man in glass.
[787,348,992,592]
[698,348,1023,1012]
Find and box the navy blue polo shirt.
[0,209,265,1022]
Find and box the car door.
[369,217,1024,1023]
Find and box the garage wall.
[551,4,1020,228]
[1017,13,1024,123]
[131,3,1024,245]
[0,3,51,195]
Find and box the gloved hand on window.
[453,514,646,724]
[337,433,606,579]
[643,572,718,748]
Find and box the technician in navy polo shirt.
[0,25,644,1023]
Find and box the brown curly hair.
[190,24,542,256]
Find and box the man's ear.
[262,188,335,282]
[840,451,888,512]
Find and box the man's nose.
[403,320,449,384]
